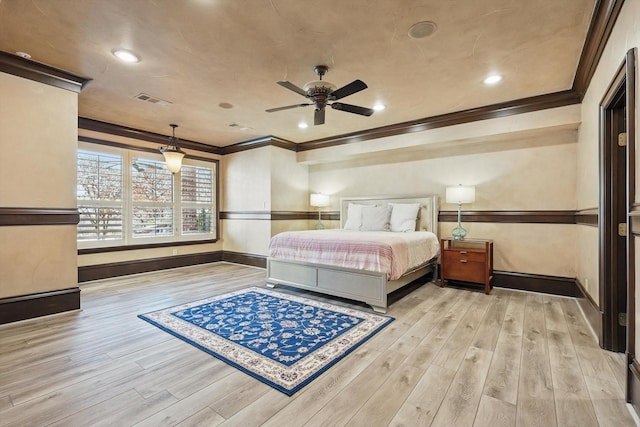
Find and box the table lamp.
[445,185,475,240]
[310,193,330,229]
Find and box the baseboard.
[493,271,578,297]
[77,250,269,282]
[78,251,223,282]
[0,287,80,324]
[630,359,640,411]
[222,251,267,268]
[576,278,604,344]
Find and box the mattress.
[268,230,440,280]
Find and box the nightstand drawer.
[440,238,494,294]
[443,249,486,262]
[442,259,486,283]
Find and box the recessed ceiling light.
[298,122,308,129]
[373,103,386,112]
[111,49,140,63]
[483,74,502,85]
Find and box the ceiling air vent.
[228,123,252,131]
[134,93,171,107]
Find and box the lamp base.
[451,225,467,240]
[315,221,325,230]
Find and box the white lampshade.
[310,193,330,207]
[160,123,185,174]
[161,149,185,174]
[446,185,475,204]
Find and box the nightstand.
[440,238,493,294]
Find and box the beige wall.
[0,73,78,206]
[309,137,578,278]
[221,146,309,256]
[0,72,78,298]
[577,225,599,305]
[271,147,309,211]
[309,140,577,210]
[223,146,272,211]
[575,0,640,311]
[221,147,272,256]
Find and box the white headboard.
[339,194,439,235]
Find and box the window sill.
[78,239,218,255]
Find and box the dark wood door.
[599,50,634,354]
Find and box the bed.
[266,195,440,313]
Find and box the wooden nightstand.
[440,238,494,294]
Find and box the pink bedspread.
[268,230,439,280]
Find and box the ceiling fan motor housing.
[303,81,337,110]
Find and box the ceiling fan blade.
[330,79,368,100]
[314,108,325,125]
[331,102,374,116]
[277,81,309,97]
[265,103,311,113]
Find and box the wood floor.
[0,262,637,426]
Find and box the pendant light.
[160,124,185,174]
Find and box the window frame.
[77,140,219,253]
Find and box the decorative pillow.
[360,205,391,231]
[389,203,421,232]
[343,203,365,230]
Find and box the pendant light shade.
[160,124,185,174]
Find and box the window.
[131,157,174,238]
[181,165,214,235]
[77,150,123,243]
[77,143,217,249]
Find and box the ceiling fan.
[266,65,374,126]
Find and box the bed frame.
[266,195,439,313]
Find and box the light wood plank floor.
[0,262,637,426]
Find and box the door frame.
[619,48,638,407]
[599,48,636,400]
[599,49,631,352]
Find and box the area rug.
[138,286,393,395]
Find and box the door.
[599,49,635,355]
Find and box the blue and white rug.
[138,286,393,395]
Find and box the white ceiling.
[0,0,596,147]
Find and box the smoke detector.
[408,21,437,39]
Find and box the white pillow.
[360,205,391,231]
[343,203,365,230]
[389,203,421,232]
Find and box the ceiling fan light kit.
[266,65,374,125]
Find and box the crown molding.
[0,50,91,93]
[572,0,626,98]
[78,117,224,155]
[220,135,297,155]
[297,90,581,151]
